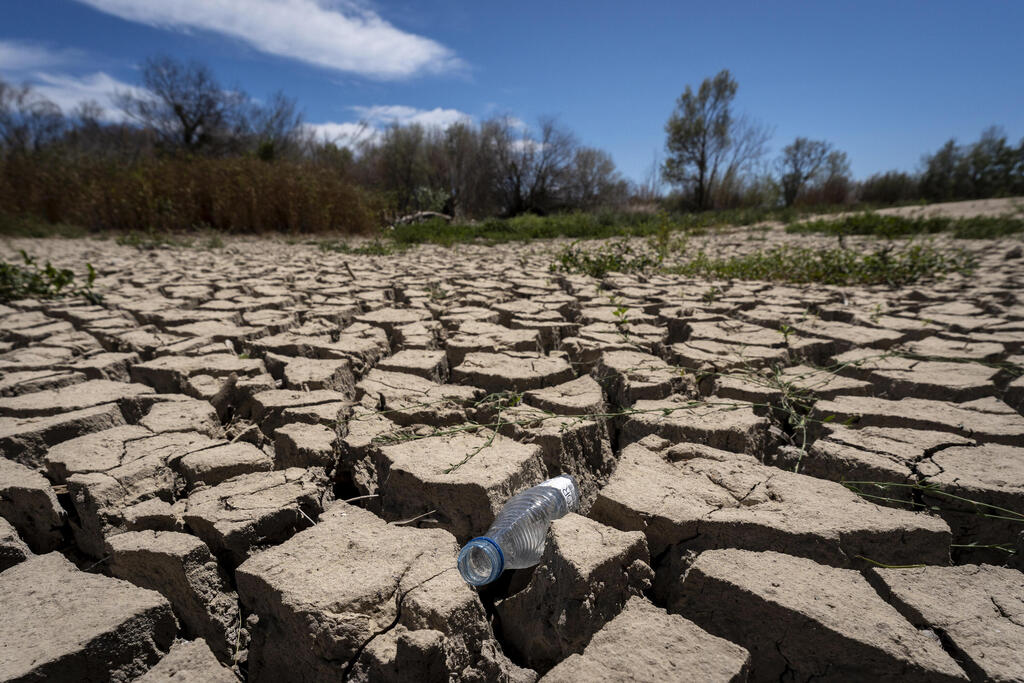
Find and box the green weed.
[550,240,661,278]
[116,230,193,250]
[318,238,404,255]
[0,214,89,238]
[663,242,975,286]
[388,206,806,248]
[787,212,1024,239]
[202,234,225,249]
[1,250,101,303]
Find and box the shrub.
[1,250,100,303]
[663,243,975,286]
[550,240,661,278]
[787,213,1024,239]
[0,155,380,235]
[858,171,920,205]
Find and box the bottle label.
[540,475,580,512]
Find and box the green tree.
[776,137,831,206]
[662,69,738,210]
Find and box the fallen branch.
[388,211,453,228]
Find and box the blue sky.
[2,0,1022,184]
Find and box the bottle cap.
[539,474,580,512]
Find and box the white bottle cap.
[539,475,580,512]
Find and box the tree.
[662,69,740,210]
[964,126,1016,198]
[0,79,66,155]
[711,114,772,208]
[441,121,497,218]
[818,149,853,204]
[489,116,578,216]
[375,123,429,215]
[116,56,246,153]
[919,138,964,201]
[776,137,832,206]
[634,150,665,203]
[248,91,304,161]
[859,170,919,205]
[776,140,852,206]
[563,147,628,210]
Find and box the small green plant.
[779,324,794,345]
[201,234,225,249]
[1,251,101,303]
[787,212,1024,239]
[116,230,192,249]
[0,214,89,238]
[426,283,449,301]
[608,296,631,340]
[318,238,403,255]
[701,286,722,303]
[664,242,975,286]
[550,240,661,278]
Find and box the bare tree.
[375,123,429,214]
[441,121,497,218]
[818,149,853,204]
[635,149,665,203]
[0,79,66,155]
[776,137,831,206]
[564,147,628,209]
[528,117,577,211]
[248,91,304,160]
[486,117,528,216]
[712,114,773,207]
[116,56,246,152]
[488,116,578,215]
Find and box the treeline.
[860,127,1024,204]
[1,58,1022,236]
[0,56,627,234]
[658,69,1024,212]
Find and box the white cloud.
[305,120,380,146]
[505,116,528,130]
[350,105,471,129]
[511,138,543,154]
[0,39,84,72]
[306,104,473,147]
[0,39,143,120]
[17,72,146,121]
[71,0,464,79]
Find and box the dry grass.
[0,155,380,235]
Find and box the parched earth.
[1,212,1023,682]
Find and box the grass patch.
[787,212,1024,239]
[1,250,101,303]
[0,213,90,238]
[662,243,975,286]
[388,206,804,247]
[115,230,194,249]
[317,238,405,255]
[550,240,662,278]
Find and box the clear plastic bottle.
[457,475,580,586]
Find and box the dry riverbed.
[1,207,1023,681]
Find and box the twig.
[390,510,437,526]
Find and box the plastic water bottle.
[457,475,580,586]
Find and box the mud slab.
[1,208,1022,680]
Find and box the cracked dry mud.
[1,212,1023,682]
